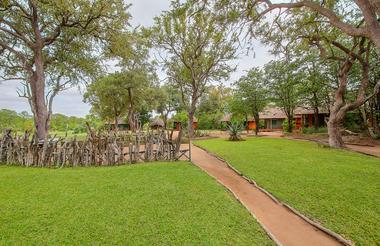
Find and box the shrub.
[282,119,295,132]
[302,127,328,134]
[198,112,223,130]
[344,112,363,132]
[194,130,210,137]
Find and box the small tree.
[155,84,182,129]
[298,53,332,129]
[84,73,131,131]
[84,71,154,131]
[234,68,268,135]
[197,85,232,130]
[265,59,302,133]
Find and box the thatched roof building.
[150,118,165,129]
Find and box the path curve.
[191,145,343,246]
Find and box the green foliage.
[227,121,243,141]
[0,0,131,138]
[265,59,303,132]
[282,120,295,133]
[196,85,231,130]
[195,138,380,246]
[343,112,364,132]
[0,109,98,135]
[153,0,237,135]
[0,163,273,245]
[50,114,87,133]
[302,127,328,135]
[84,70,155,123]
[233,67,268,121]
[194,130,210,138]
[198,112,224,130]
[84,72,131,122]
[0,109,33,132]
[154,84,183,127]
[172,111,188,128]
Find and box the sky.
[0,0,273,117]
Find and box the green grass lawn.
[195,138,380,246]
[49,131,88,140]
[0,162,273,245]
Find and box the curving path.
[191,145,343,246]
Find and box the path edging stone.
[194,144,355,246]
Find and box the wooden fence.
[0,129,190,168]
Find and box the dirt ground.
[284,132,380,158]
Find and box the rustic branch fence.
[0,128,190,168]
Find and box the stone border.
[194,144,355,246]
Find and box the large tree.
[0,0,129,139]
[153,0,237,137]
[234,68,268,135]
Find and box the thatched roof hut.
[150,118,165,129]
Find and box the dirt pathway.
[345,144,380,157]
[191,145,343,246]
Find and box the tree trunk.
[314,106,319,129]
[327,113,344,148]
[326,59,353,148]
[127,109,135,132]
[287,116,293,133]
[29,54,49,140]
[360,105,379,138]
[127,87,135,132]
[188,108,196,138]
[114,115,119,132]
[254,113,260,136]
[245,114,249,134]
[163,113,169,129]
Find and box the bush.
[344,112,363,132]
[282,120,295,132]
[194,130,210,137]
[259,120,265,129]
[302,127,328,134]
[73,124,87,134]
